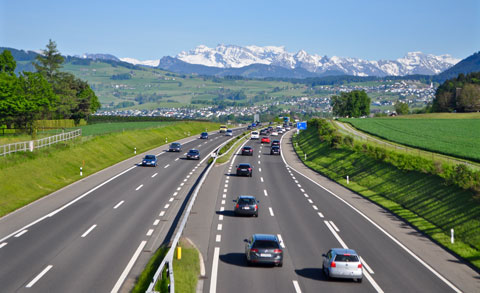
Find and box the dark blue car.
[200,132,209,139]
[141,155,157,167]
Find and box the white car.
[225,129,233,136]
[251,131,260,139]
[271,131,279,136]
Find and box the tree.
[331,90,371,117]
[457,84,480,112]
[395,101,409,115]
[33,39,64,82]
[0,50,16,75]
[0,72,20,127]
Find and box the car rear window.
[243,147,252,150]
[238,198,255,204]
[189,150,199,154]
[238,164,250,168]
[252,240,279,249]
[334,254,359,262]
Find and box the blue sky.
[1,0,478,61]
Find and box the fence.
[0,129,82,156]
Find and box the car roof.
[253,234,278,241]
[243,146,252,148]
[201,132,208,134]
[171,142,181,145]
[330,248,358,255]
[144,155,156,158]
[227,129,232,131]
[271,146,280,149]
[238,195,256,199]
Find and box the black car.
[200,132,209,139]
[260,129,268,136]
[241,146,253,156]
[271,140,280,147]
[270,146,280,155]
[186,149,200,160]
[141,155,157,167]
[245,234,283,267]
[169,142,182,152]
[236,163,253,177]
[234,195,259,217]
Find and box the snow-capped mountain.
[119,57,160,67]
[173,45,459,76]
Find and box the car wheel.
[254,212,258,217]
[356,278,363,283]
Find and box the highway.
[0,128,244,292]
[200,131,468,293]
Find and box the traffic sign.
[297,122,307,130]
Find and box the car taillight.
[254,204,258,210]
[251,249,259,253]
[236,204,239,208]
[274,249,282,253]
[237,168,240,171]
[358,263,362,269]
[330,261,336,268]
[248,168,252,171]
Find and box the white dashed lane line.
[81,224,97,238]
[146,229,154,236]
[151,173,158,178]
[304,194,309,198]
[135,184,143,191]
[269,207,274,216]
[153,219,160,226]
[318,212,324,218]
[26,265,53,288]
[312,205,318,210]
[169,197,174,202]
[159,211,165,217]
[260,177,264,182]
[277,234,285,248]
[307,199,313,204]
[175,158,179,161]
[216,235,221,242]
[264,190,268,196]
[292,280,302,293]
[113,201,124,209]
[173,192,178,196]
[164,164,170,169]
[217,224,222,231]
[15,230,27,238]
[219,215,224,220]
[259,168,262,172]
[164,204,170,209]
[0,242,7,249]
[221,200,225,205]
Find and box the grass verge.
[171,238,200,293]
[216,132,249,164]
[0,121,219,217]
[131,245,168,293]
[293,127,480,270]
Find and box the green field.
[294,126,480,269]
[341,115,480,162]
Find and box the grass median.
[216,132,249,164]
[293,126,480,270]
[0,121,219,217]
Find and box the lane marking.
[258,155,261,158]
[135,184,143,191]
[159,211,165,217]
[223,189,227,193]
[164,204,170,209]
[216,235,221,242]
[324,221,348,249]
[0,242,7,248]
[169,197,174,202]
[111,241,147,293]
[153,219,160,226]
[300,188,305,193]
[318,212,324,218]
[173,192,178,196]
[304,194,309,198]
[186,175,190,179]
[260,177,264,182]
[81,224,97,238]
[297,184,302,188]
[222,194,226,198]
[264,190,268,196]
[225,179,229,183]
[209,247,220,293]
[258,161,261,164]
[294,180,299,184]
[277,234,285,248]
[307,199,313,204]
[259,168,262,172]
[151,173,158,178]
[175,158,179,161]
[146,229,154,236]
[360,256,375,274]
[224,184,228,188]
[292,177,296,180]
[217,224,222,231]
[312,205,318,210]
[177,187,181,191]
[220,207,225,212]
[363,270,384,293]
[180,182,185,186]
[219,215,224,221]
[113,200,125,209]
[329,221,340,232]
[221,200,225,205]
[15,230,28,238]
[280,140,461,293]
[292,280,302,293]
[269,207,274,216]
[26,265,53,288]
[164,164,170,168]
[183,178,187,182]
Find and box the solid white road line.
[135,184,143,191]
[164,164,170,168]
[26,265,53,288]
[159,211,165,217]
[360,256,375,274]
[81,224,97,238]
[15,230,28,238]
[209,247,220,293]
[292,280,302,293]
[217,224,222,231]
[269,207,275,216]
[260,177,264,182]
[0,242,7,248]
[318,212,324,218]
[216,235,221,242]
[153,219,160,226]
[264,190,268,196]
[277,234,285,248]
[363,270,384,293]
[164,204,170,209]
[146,229,154,236]
[111,241,147,293]
[329,221,340,232]
[312,205,318,210]
[324,221,348,249]
[151,173,158,178]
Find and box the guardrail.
[0,129,82,156]
[146,132,243,292]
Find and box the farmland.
[341,114,480,162]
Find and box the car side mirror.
[233,200,237,202]
[322,253,326,257]
[243,239,249,243]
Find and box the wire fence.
[0,129,82,156]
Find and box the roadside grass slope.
[294,126,480,269]
[341,115,480,162]
[0,121,218,217]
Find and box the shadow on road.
[219,253,248,267]
[295,268,326,281]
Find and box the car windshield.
[238,198,255,205]
[335,254,359,262]
[238,164,250,168]
[252,240,279,249]
[144,155,156,160]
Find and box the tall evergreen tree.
[33,39,64,82]
[0,50,16,75]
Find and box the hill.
[435,51,480,82]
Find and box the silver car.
[322,248,363,282]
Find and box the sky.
[1,0,479,61]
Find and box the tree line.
[432,72,480,112]
[0,40,100,134]
[330,90,371,117]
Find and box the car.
[251,131,259,140]
[233,195,259,217]
[236,163,253,177]
[271,140,280,147]
[225,129,233,136]
[219,125,228,133]
[271,131,279,136]
[245,234,283,267]
[141,154,157,167]
[247,125,252,130]
[200,132,209,139]
[169,142,182,152]
[285,126,291,130]
[241,146,254,156]
[186,149,200,160]
[270,146,280,155]
[322,248,363,282]
[260,129,268,136]
[261,137,270,143]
